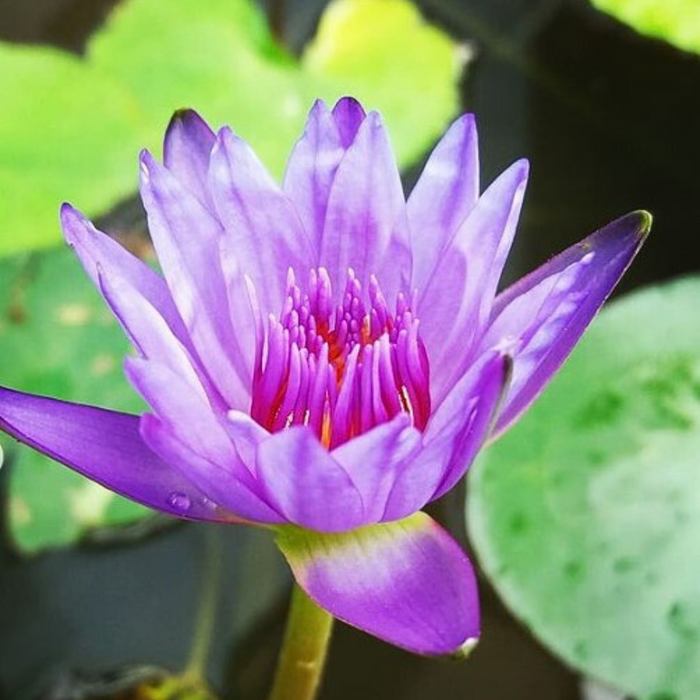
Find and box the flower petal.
[139,150,248,409]
[383,351,511,520]
[332,96,366,147]
[140,413,284,525]
[320,111,411,300]
[407,114,479,292]
[330,414,422,523]
[255,427,365,532]
[483,210,651,435]
[0,385,221,521]
[275,512,480,656]
[163,109,216,208]
[283,100,345,253]
[209,126,316,313]
[60,204,187,341]
[420,160,529,403]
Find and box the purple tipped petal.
[408,114,479,292]
[484,210,651,435]
[60,204,187,341]
[283,100,345,253]
[209,127,316,313]
[332,96,366,147]
[320,111,410,299]
[383,352,510,521]
[331,414,422,523]
[141,413,284,525]
[139,150,248,409]
[276,512,480,656]
[0,386,221,521]
[163,109,216,208]
[421,160,529,403]
[255,427,366,532]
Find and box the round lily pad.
[468,277,700,700]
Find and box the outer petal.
[320,111,411,300]
[330,414,422,523]
[60,204,187,342]
[209,127,316,313]
[483,210,651,435]
[275,512,480,656]
[163,109,216,208]
[408,114,479,292]
[283,100,345,253]
[0,386,222,521]
[420,160,529,404]
[139,150,249,408]
[255,427,366,532]
[383,352,510,521]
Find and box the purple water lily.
[0,97,648,656]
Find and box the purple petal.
[420,160,529,404]
[255,427,365,532]
[141,413,284,525]
[209,126,317,313]
[60,204,187,342]
[163,109,216,208]
[0,386,223,521]
[98,271,221,406]
[332,96,366,147]
[408,114,479,292]
[320,111,410,300]
[483,210,651,435]
[283,100,345,253]
[330,414,422,523]
[383,351,510,520]
[139,150,249,409]
[275,511,480,656]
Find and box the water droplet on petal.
[167,492,191,512]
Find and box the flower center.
[250,268,430,447]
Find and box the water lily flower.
[0,98,648,657]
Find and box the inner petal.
[250,268,431,447]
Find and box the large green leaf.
[0,246,150,553]
[590,0,700,56]
[468,277,700,699]
[0,0,465,256]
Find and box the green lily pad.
[589,0,700,56]
[468,277,700,700]
[0,246,150,553]
[0,0,465,257]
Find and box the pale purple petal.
[163,109,216,208]
[420,160,529,404]
[383,352,510,520]
[330,414,421,523]
[139,150,249,409]
[407,114,479,292]
[332,96,366,147]
[283,100,345,252]
[223,409,270,473]
[276,511,480,656]
[141,413,284,524]
[255,427,365,532]
[0,386,223,521]
[320,111,411,300]
[209,126,317,313]
[98,271,220,407]
[483,210,651,435]
[60,204,187,342]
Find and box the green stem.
[267,584,335,700]
[182,527,223,684]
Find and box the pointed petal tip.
[167,107,204,128]
[629,209,653,238]
[450,636,480,661]
[333,95,365,113]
